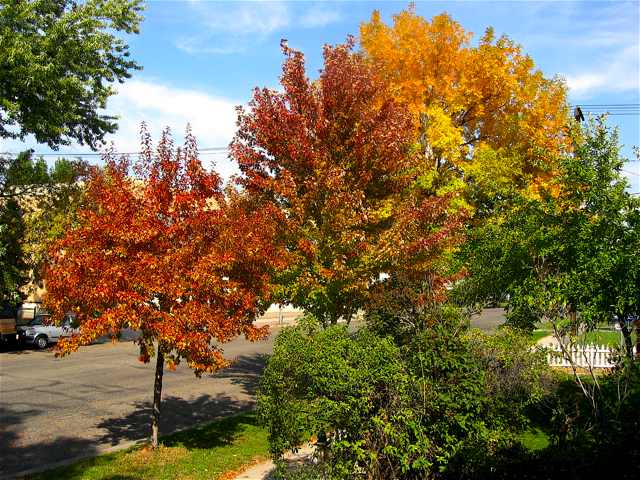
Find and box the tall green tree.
[0,151,86,302]
[460,119,640,358]
[0,195,26,303]
[0,0,143,149]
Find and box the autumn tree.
[360,8,570,209]
[232,40,463,326]
[45,128,283,447]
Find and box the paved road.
[0,332,276,478]
[0,310,505,478]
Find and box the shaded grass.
[519,427,550,452]
[28,412,269,480]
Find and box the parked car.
[0,305,19,345]
[18,313,78,349]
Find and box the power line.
[4,103,639,158]
[1,147,231,158]
[570,104,639,107]
[571,103,640,118]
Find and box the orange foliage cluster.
[45,127,285,374]
[360,9,570,195]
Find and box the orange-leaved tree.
[232,40,464,326]
[360,8,570,206]
[45,127,283,447]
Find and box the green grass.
[28,412,269,480]
[531,330,552,343]
[582,330,624,348]
[519,427,551,452]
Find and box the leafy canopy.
[0,151,86,303]
[233,40,463,325]
[45,128,284,373]
[460,119,640,350]
[360,8,570,204]
[0,0,143,148]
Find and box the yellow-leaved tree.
[360,8,570,209]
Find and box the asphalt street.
[0,332,276,478]
[0,309,505,478]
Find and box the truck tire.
[35,335,48,350]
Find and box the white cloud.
[103,78,242,179]
[177,1,343,55]
[0,79,243,181]
[299,7,341,28]
[564,44,640,98]
[204,2,291,36]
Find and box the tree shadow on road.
[95,352,269,447]
[212,352,269,397]
[0,353,271,478]
[0,405,99,478]
[96,392,254,447]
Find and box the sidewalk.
[233,445,316,480]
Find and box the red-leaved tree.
[45,127,283,447]
[232,39,464,326]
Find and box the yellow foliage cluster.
[360,9,570,203]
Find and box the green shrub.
[259,309,554,479]
[258,320,418,479]
[466,327,552,431]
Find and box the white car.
[18,313,78,349]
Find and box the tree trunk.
[151,346,164,449]
[621,323,634,360]
[634,318,640,360]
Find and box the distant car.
[18,313,78,349]
[613,313,639,332]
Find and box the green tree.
[0,151,86,301]
[0,197,26,302]
[460,118,640,355]
[0,0,143,149]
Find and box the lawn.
[531,330,552,343]
[28,412,269,480]
[531,328,629,348]
[582,330,624,347]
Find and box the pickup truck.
[18,313,78,349]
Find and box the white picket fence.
[544,343,636,369]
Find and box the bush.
[258,319,418,479]
[534,359,640,479]
[259,309,553,479]
[466,327,552,432]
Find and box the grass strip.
[27,412,269,480]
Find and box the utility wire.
[571,103,639,117]
[1,147,231,158]
[4,104,638,158]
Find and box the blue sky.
[3,0,639,189]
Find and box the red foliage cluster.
[45,127,284,374]
[231,40,465,323]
